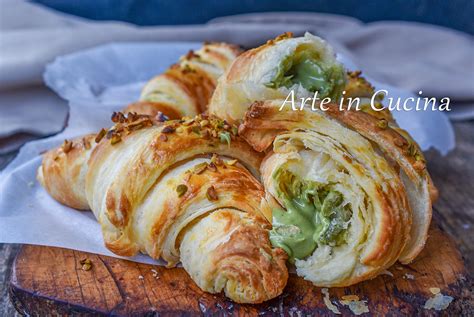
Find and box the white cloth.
[0,0,472,154]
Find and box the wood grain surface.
[9,224,472,316]
[2,121,474,316]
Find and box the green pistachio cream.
[266,49,346,101]
[269,169,352,263]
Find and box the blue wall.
[34,0,473,34]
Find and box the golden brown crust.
[37,135,96,210]
[146,159,269,261]
[323,104,428,178]
[344,71,376,99]
[164,67,215,113]
[133,42,242,118]
[240,101,433,185]
[210,210,288,303]
[179,207,288,303]
[86,114,263,253]
[123,101,182,119]
[238,101,302,151]
[223,33,293,84]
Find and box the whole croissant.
[124,42,242,118]
[37,113,288,303]
[209,33,437,287]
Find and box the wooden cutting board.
[8,224,471,316]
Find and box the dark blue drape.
[33,0,473,34]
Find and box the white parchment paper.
[0,42,455,265]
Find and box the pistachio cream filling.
[266,50,346,101]
[269,170,352,262]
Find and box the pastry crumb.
[341,295,360,301]
[321,288,341,314]
[151,268,160,279]
[424,292,453,311]
[339,294,369,315]
[429,287,440,294]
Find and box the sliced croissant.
[210,32,436,286]
[209,32,346,124]
[239,100,413,286]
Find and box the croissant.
[38,113,288,303]
[209,33,436,287]
[209,32,346,124]
[124,42,242,118]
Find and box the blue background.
[34,0,473,34]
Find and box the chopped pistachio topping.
[208,162,217,172]
[154,112,168,122]
[110,135,122,145]
[219,131,231,146]
[80,258,92,271]
[191,126,201,135]
[176,184,188,197]
[159,134,168,142]
[206,186,218,201]
[210,154,224,165]
[193,162,208,174]
[377,118,388,129]
[82,137,91,150]
[95,128,107,143]
[98,112,157,146]
[162,126,175,134]
[345,70,377,99]
[62,140,73,153]
[415,153,425,162]
[183,118,194,126]
[111,111,126,123]
[226,159,238,166]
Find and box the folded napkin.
[1,1,471,154]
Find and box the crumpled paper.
[0,42,455,265]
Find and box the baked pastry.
[38,113,288,303]
[124,42,242,118]
[209,33,436,286]
[209,32,346,124]
[239,100,435,286]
